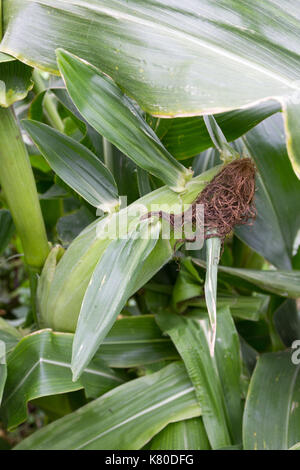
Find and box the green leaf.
[235,114,300,269]
[56,49,192,192]
[0,53,14,63]
[149,418,211,450]
[4,1,300,173]
[0,315,177,429]
[1,1,297,115]
[23,120,119,213]
[108,146,140,205]
[280,99,300,178]
[162,101,280,160]
[0,329,125,430]
[0,57,33,107]
[243,351,300,450]
[99,315,179,368]
[0,209,14,255]
[208,308,243,444]
[156,309,232,449]
[72,219,161,381]
[187,296,263,322]
[137,167,152,197]
[50,87,104,157]
[274,299,300,347]
[14,362,200,450]
[204,236,221,355]
[183,307,244,444]
[29,153,51,173]
[57,207,95,247]
[172,258,203,309]
[0,318,22,355]
[0,341,7,406]
[203,115,238,163]
[193,258,300,298]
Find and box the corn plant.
[0,0,300,451]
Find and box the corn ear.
[38,166,221,332]
[37,245,64,328]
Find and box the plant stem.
[32,69,64,133]
[0,106,50,271]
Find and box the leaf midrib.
[76,386,195,449]
[3,356,122,405]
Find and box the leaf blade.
[71,219,161,380]
[156,309,232,449]
[23,119,119,212]
[243,351,300,450]
[0,329,124,430]
[14,362,200,450]
[56,49,192,192]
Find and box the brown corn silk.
[196,157,257,241]
[142,158,257,245]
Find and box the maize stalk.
[0,107,50,319]
[0,107,49,270]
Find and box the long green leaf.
[205,308,243,444]
[204,236,221,356]
[1,0,297,116]
[0,57,33,107]
[243,351,300,450]
[0,329,124,430]
[235,114,300,269]
[281,99,300,178]
[99,315,179,368]
[72,219,161,381]
[193,258,300,298]
[162,101,280,160]
[156,309,231,449]
[187,296,263,322]
[192,113,300,269]
[186,307,243,444]
[0,316,178,429]
[23,120,119,213]
[149,418,211,450]
[56,49,192,192]
[15,362,200,450]
[3,1,300,173]
[203,115,238,163]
